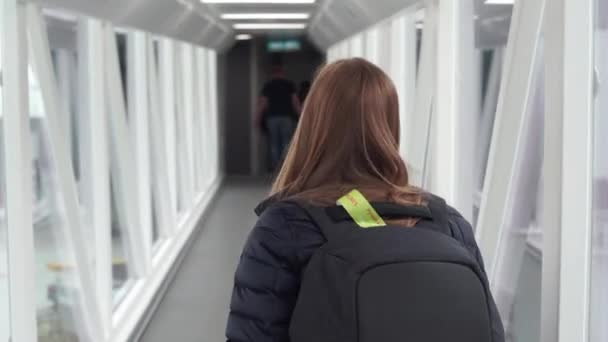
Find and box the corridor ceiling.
[38,0,234,50]
[38,0,513,51]
[306,0,513,50]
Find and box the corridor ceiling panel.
[307,0,419,49]
[202,0,318,39]
[35,0,233,50]
[310,0,514,50]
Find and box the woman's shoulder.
[420,192,477,247]
[254,198,325,241]
[444,205,477,250]
[256,198,312,223]
[250,198,326,266]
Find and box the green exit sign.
[267,39,301,52]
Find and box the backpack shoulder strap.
[292,201,355,242]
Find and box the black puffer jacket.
[226,198,504,342]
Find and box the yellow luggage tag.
[337,189,386,228]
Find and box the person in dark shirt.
[298,80,311,104]
[255,65,302,171]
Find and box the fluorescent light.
[202,0,315,4]
[485,0,514,4]
[234,23,307,30]
[236,34,253,40]
[222,13,310,20]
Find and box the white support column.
[104,25,145,278]
[541,0,564,340]
[433,0,476,220]
[475,0,546,277]
[339,41,348,59]
[3,1,37,340]
[326,46,336,62]
[365,28,379,64]
[392,13,417,160]
[27,4,102,340]
[409,1,438,187]
[159,38,177,228]
[558,0,594,340]
[350,34,364,58]
[128,30,152,274]
[77,17,112,339]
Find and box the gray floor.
[141,178,269,342]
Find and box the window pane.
[493,45,545,342]
[116,32,128,111]
[175,47,188,215]
[109,176,132,304]
[590,1,608,340]
[30,67,85,341]
[151,195,159,244]
[108,29,135,304]
[149,41,161,244]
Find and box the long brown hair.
[272,58,423,223]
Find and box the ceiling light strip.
[484,0,514,4]
[236,34,253,40]
[202,0,315,4]
[233,22,307,29]
[222,13,310,20]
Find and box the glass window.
[48,8,101,263]
[590,0,608,340]
[474,4,513,224]
[474,48,503,226]
[115,31,129,111]
[107,30,135,303]
[32,11,100,340]
[29,66,85,342]
[415,9,425,72]
[51,48,80,182]
[494,44,545,342]
[175,46,187,215]
[151,194,160,244]
[149,39,162,244]
[109,175,133,304]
